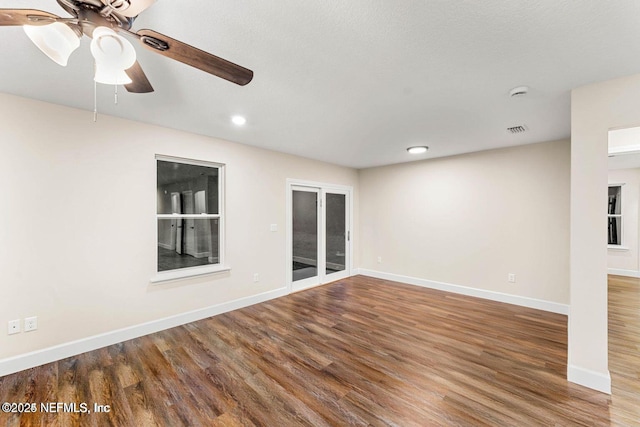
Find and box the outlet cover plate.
[24,316,38,332]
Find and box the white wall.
[358,140,570,306]
[607,168,640,274]
[0,93,359,364]
[569,72,640,394]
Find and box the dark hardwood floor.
[1,275,638,426]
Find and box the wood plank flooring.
[608,275,640,426]
[0,275,638,426]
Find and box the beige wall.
[0,93,359,360]
[4,80,631,395]
[608,168,640,273]
[570,72,640,393]
[359,140,570,304]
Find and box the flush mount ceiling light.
[407,146,429,154]
[509,86,529,97]
[23,22,80,66]
[231,115,247,126]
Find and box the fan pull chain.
[91,62,124,121]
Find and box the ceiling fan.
[0,0,254,93]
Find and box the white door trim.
[286,179,353,294]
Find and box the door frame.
[286,179,353,293]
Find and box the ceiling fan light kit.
[90,26,136,84]
[3,0,253,94]
[94,65,132,84]
[23,22,80,66]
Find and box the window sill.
[151,265,231,284]
[608,245,629,251]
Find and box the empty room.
[1,1,639,426]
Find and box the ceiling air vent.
[507,125,527,134]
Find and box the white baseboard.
[0,287,289,377]
[567,364,611,394]
[357,268,569,315]
[608,268,640,278]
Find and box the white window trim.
[607,245,629,251]
[151,265,231,283]
[607,184,623,247]
[152,154,227,283]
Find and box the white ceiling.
[2,1,640,169]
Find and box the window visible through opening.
[608,185,622,246]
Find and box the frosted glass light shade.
[23,23,80,66]
[94,65,132,85]
[90,27,136,71]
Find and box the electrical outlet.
[377,256,382,263]
[24,316,37,332]
[7,319,20,335]
[270,224,278,232]
[508,273,516,283]
[253,273,259,282]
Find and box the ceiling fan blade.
[125,61,154,93]
[0,9,60,26]
[100,0,156,18]
[136,29,253,86]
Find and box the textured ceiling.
[2,1,640,168]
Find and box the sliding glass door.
[290,183,351,292]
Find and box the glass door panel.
[325,192,347,276]
[292,188,320,285]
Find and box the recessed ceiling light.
[407,146,428,154]
[231,115,246,126]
